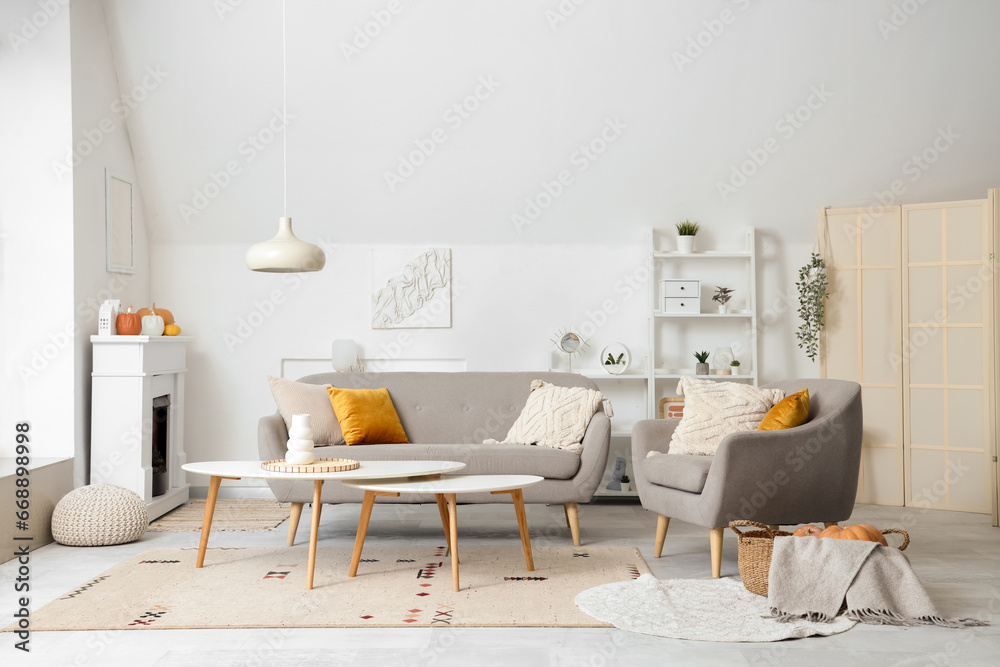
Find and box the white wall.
[94,0,1000,490]
[70,0,151,486]
[0,1,75,461]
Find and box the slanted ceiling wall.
[89,0,1000,492]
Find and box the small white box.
[661,280,700,298]
[662,297,699,314]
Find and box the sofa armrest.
[631,419,679,461]
[258,413,288,462]
[571,413,611,494]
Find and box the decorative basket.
[261,458,360,473]
[729,520,793,597]
[729,520,911,597]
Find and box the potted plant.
[675,220,700,254]
[713,286,734,314]
[731,359,741,375]
[620,474,631,492]
[694,351,710,375]
[603,351,627,375]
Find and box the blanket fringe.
[764,607,835,624]
[845,608,989,628]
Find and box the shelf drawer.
[662,297,700,314]
[661,280,700,298]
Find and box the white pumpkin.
[141,312,164,336]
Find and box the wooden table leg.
[510,489,534,571]
[349,490,378,577]
[196,476,222,568]
[306,480,324,590]
[287,502,304,547]
[435,493,457,562]
[446,493,459,592]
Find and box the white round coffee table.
[181,460,466,590]
[341,474,544,592]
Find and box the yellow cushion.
[326,387,409,445]
[757,388,810,431]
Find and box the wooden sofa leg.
[767,524,780,533]
[565,503,581,547]
[710,527,724,579]
[654,515,670,558]
[287,502,304,547]
[824,522,838,528]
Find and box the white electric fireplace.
[90,335,191,519]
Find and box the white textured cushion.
[490,380,605,454]
[267,376,344,445]
[669,377,784,456]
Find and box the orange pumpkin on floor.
[793,524,823,537]
[818,523,887,546]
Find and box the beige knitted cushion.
[267,376,345,445]
[51,484,149,546]
[490,380,605,454]
[669,377,784,456]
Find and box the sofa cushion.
[670,377,784,456]
[641,453,714,493]
[314,443,581,480]
[267,376,344,445]
[495,380,605,454]
[327,387,409,445]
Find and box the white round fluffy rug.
[575,574,856,642]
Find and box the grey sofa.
[631,378,862,577]
[258,371,611,547]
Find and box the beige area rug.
[148,500,291,532]
[11,545,648,630]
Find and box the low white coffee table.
[341,474,544,592]
[181,460,466,589]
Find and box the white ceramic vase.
[286,414,315,465]
[718,304,728,314]
[677,235,695,253]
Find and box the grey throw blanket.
[766,536,987,628]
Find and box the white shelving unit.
[646,227,759,416]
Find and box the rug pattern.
[10,545,649,630]
[147,500,292,532]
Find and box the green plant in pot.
[604,352,626,372]
[796,253,830,362]
[675,220,700,254]
[694,350,710,375]
[731,359,741,375]
[620,474,631,492]
[713,286,734,314]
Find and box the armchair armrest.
[698,403,862,526]
[570,413,611,497]
[258,413,288,462]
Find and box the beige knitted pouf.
[51,484,148,546]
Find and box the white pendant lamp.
[245,0,326,273]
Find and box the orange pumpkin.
[793,524,823,537]
[115,306,142,335]
[137,303,174,325]
[818,523,887,546]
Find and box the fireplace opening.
[151,395,170,497]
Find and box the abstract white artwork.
[371,247,452,329]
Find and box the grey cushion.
[640,454,713,493]
[314,443,581,480]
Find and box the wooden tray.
[260,458,360,473]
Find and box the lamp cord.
[282,0,287,218]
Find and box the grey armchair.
[631,379,862,578]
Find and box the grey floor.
[1,500,998,666]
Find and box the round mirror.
[559,333,582,354]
